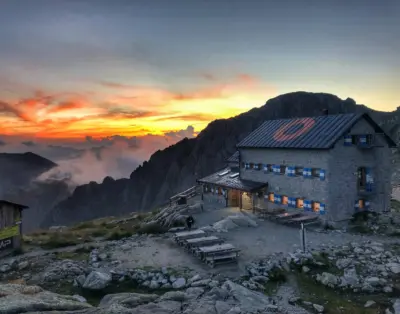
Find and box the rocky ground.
[2,201,400,313]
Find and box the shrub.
[105,230,134,241]
[40,234,81,249]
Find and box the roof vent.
[229,173,239,178]
[218,170,230,176]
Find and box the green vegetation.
[23,212,154,250]
[293,272,390,314]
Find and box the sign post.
[300,223,307,253]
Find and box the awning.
[197,168,268,193]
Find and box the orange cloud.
[0,73,275,139]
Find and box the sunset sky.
[0,0,399,172]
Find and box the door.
[229,189,240,207]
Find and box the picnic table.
[184,236,224,252]
[196,243,240,268]
[174,229,206,245]
[276,211,301,220]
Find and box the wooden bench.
[184,236,224,253]
[289,215,318,223]
[276,211,302,220]
[205,251,239,268]
[195,243,239,260]
[174,230,206,245]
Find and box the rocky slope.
[0,152,71,233]
[43,92,400,227]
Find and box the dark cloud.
[21,141,36,147]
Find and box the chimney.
[322,109,329,116]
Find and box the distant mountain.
[0,152,70,233]
[42,92,400,227]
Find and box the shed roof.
[227,151,239,163]
[237,113,396,149]
[0,200,29,210]
[197,168,267,192]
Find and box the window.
[282,195,288,205]
[280,165,286,175]
[249,163,254,169]
[253,163,262,170]
[311,168,320,178]
[357,167,367,189]
[268,192,274,202]
[312,201,320,212]
[295,166,303,176]
[352,134,374,145]
[296,198,304,209]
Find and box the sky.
[0,0,399,183]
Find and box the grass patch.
[24,212,153,250]
[293,272,390,314]
[54,250,89,261]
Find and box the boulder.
[83,271,112,290]
[0,283,92,313]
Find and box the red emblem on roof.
[273,118,316,142]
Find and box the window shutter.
[359,135,367,146]
[319,203,326,215]
[344,135,352,146]
[303,168,308,178]
[263,164,268,171]
[274,194,280,204]
[365,200,370,209]
[354,200,359,210]
[365,168,374,192]
[319,169,326,181]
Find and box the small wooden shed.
[0,200,28,257]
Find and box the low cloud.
[0,125,197,186]
[21,141,36,147]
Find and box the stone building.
[0,200,28,257]
[198,112,396,225]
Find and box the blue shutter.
[303,168,308,178]
[354,200,359,210]
[319,169,326,181]
[304,200,309,212]
[286,166,292,177]
[319,203,326,215]
[365,200,370,209]
[274,165,279,174]
[263,164,268,172]
[365,168,374,192]
[344,135,352,146]
[274,194,279,204]
[359,135,367,146]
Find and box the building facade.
[0,200,28,257]
[198,113,395,225]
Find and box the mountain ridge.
[42,91,400,227]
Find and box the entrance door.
[241,192,253,210]
[230,189,240,207]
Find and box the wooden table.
[196,243,240,268]
[184,236,224,252]
[276,212,301,219]
[174,229,206,245]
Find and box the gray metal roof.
[0,200,29,210]
[227,151,239,163]
[197,168,267,192]
[237,113,396,149]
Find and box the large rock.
[0,283,92,313]
[83,271,112,290]
[221,280,272,312]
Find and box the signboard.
[0,237,13,251]
[0,225,19,240]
